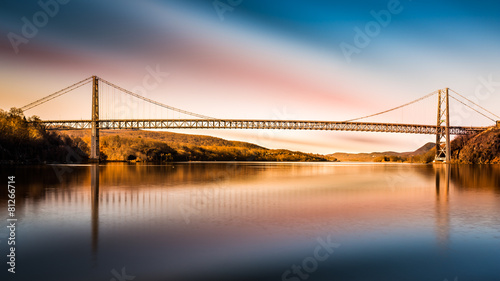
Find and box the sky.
[1,0,500,153]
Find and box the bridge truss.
[39,119,485,135]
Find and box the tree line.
[0,108,88,163]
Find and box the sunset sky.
[1,0,499,153]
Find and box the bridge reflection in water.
[91,165,99,262]
[435,165,450,250]
[83,163,477,261]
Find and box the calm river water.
[1,163,499,281]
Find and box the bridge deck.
[36,119,487,135]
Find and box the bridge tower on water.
[435,88,450,163]
[91,76,100,161]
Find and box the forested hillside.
[451,127,500,164]
[0,108,88,163]
[66,130,330,162]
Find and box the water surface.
[1,163,499,280]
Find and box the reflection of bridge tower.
[435,88,450,162]
[435,164,450,248]
[90,164,100,261]
[90,76,100,161]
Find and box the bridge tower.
[435,88,450,163]
[90,76,100,161]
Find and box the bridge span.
[21,76,499,162]
[40,119,486,135]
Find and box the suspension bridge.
[20,76,500,162]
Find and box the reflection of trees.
[0,166,90,218]
[0,163,261,203]
[410,164,500,195]
[3,163,499,248]
[98,163,263,188]
[9,164,498,205]
[449,165,500,193]
[433,164,500,250]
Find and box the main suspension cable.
[99,78,215,119]
[345,90,438,122]
[449,95,495,122]
[449,89,500,120]
[21,77,93,111]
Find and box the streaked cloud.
[1,0,499,153]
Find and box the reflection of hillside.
[2,163,499,235]
[3,164,499,209]
[449,165,500,193]
[99,163,263,187]
[0,166,90,211]
[0,163,263,201]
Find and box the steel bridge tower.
[90,76,99,161]
[435,88,450,163]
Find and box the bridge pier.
[435,88,450,163]
[90,76,100,162]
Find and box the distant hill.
[411,142,435,156]
[327,142,436,163]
